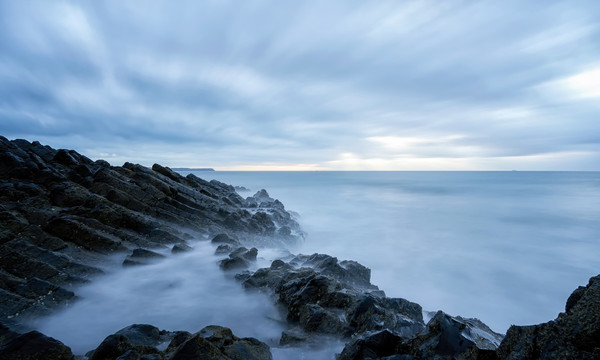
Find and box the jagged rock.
[88,324,176,360]
[171,243,192,254]
[346,294,424,337]
[220,256,251,271]
[230,247,258,261]
[242,255,423,339]
[169,325,272,360]
[130,248,165,260]
[497,274,600,359]
[215,244,233,254]
[220,247,259,271]
[339,310,502,360]
[0,329,74,360]
[211,233,239,246]
[280,328,309,346]
[122,259,145,267]
[338,329,407,360]
[0,137,302,324]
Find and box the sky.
[1,0,599,170]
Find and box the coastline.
[0,137,598,359]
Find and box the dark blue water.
[194,171,600,332]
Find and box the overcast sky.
[1,1,599,170]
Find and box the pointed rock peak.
[253,189,271,200]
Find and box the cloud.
[0,0,599,169]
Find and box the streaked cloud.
[0,0,598,170]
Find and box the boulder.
[171,243,192,254]
[0,330,74,360]
[169,325,272,360]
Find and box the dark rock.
[339,310,503,360]
[497,274,600,359]
[299,304,347,334]
[130,248,165,259]
[172,243,192,254]
[211,233,239,245]
[114,324,162,347]
[220,257,251,271]
[88,324,169,360]
[0,330,74,360]
[279,328,308,346]
[169,325,272,360]
[338,329,406,360]
[230,247,258,261]
[122,259,145,267]
[215,244,233,254]
[151,163,183,183]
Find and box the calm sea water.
[35,171,599,358]
[194,171,600,333]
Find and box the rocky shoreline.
[0,137,598,359]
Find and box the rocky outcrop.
[0,137,302,325]
[236,253,426,344]
[497,274,600,360]
[0,323,74,360]
[86,324,272,360]
[336,274,600,360]
[0,322,273,360]
[338,311,501,360]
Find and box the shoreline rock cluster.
[1,138,598,359]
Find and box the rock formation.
[0,136,302,326]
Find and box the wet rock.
[88,324,172,360]
[169,325,272,360]
[130,248,165,260]
[211,233,239,246]
[0,330,74,360]
[338,329,407,360]
[409,311,500,359]
[1,137,303,326]
[339,310,504,359]
[220,247,259,271]
[291,253,376,290]
[171,243,192,254]
[122,248,166,267]
[280,328,308,346]
[241,253,425,341]
[122,259,145,267]
[497,274,600,359]
[299,304,347,334]
[215,244,233,254]
[220,256,251,271]
[230,247,258,261]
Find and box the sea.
[33,171,600,359]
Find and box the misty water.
[33,171,600,358]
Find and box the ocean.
[34,171,600,358]
[193,171,600,331]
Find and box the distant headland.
[171,167,215,171]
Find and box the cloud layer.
[1,0,599,170]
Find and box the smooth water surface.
[196,171,600,332]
